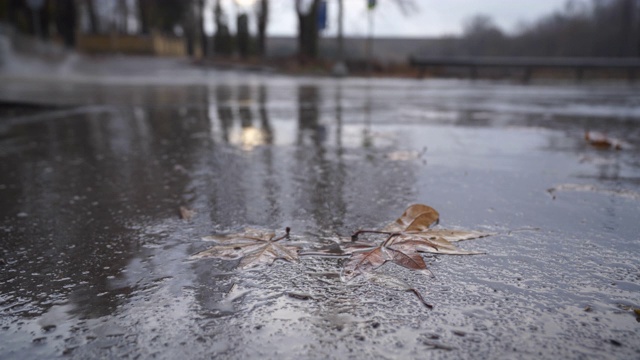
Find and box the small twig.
[423,340,455,351]
[272,227,292,242]
[350,229,393,241]
[298,252,350,258]
[408,288,433,309]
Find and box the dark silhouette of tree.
[0,1,7,22]
[462,14,507,56]
[197,0,207,57]
[459,0,640,58]
[137,0,150,34]
[256,0,268,57]
[213,0,232,56]
[117,0,129,34]
[136,0,189,35]
[236,12,250,58]
[296,0,320,61]
[54,0,76,47]
[4,0,43,37]
[184,0,204,57]
[85,0,99,34]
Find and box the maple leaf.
[190,228,299,269]
[342,204,493,280]
[342,246,387,281]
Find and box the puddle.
[1,71,639,359]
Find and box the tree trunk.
[337,0,343,60]
[296,0,319,62]
[137,0,149,34]
[118,0,128,33]
[85,0,99,34]
[257,0,268,57]
[54,0,76,47]
[237,13,249,58]
[184,0,203,57]
[197,0,207,57]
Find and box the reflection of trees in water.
[216,84,234,143]
[258,85,280,223]
[0,81,421,322]
[238,85,252,128]
[294,85,347,231]
[0,85,213,319]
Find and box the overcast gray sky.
[206,0,574,37]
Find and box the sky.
[204,0,575,38]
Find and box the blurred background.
[1,0,639,77]
[2,2,640,359]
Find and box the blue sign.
[317,0,327,31]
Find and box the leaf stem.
[272,227,292,242]
[350,229,393,241]
[381,232,402,247]
[408,288,433,309]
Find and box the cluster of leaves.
[190,204,493,307]
[339,204,491,281]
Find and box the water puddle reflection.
[1,78,639,358]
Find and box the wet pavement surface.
[1,62,640,359]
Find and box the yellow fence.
[77,33,186,57]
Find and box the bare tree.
[54,0,77,46]
[137,0,149,34]
[117,0,129,34]
[296,0,320,61]
[462,14,506,56]
[85,0,99,34]
[256,0,268,57]
[213,0,232,55]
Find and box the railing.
[409,56,640,82]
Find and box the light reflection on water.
[0,77,639,359]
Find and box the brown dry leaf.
[388,230,492,255]
[585,131,629,150]
[383,246,431,275]
[383,204,439,232]
[342,204,492,280]
[342,247,388,281]
[191,228,298,269]
[179,206,195,220]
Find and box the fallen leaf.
[585,131,630,150]
[387,232,487,255]
[342,247,388,281]
[383,204,439,232]
[191,228,298,269]
[383,246,431,275]
[344,204,491,280]
[179,206,195,220]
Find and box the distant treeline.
[456,0,640,57]
[1,0,638,60]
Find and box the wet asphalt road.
[1,63,640,359]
